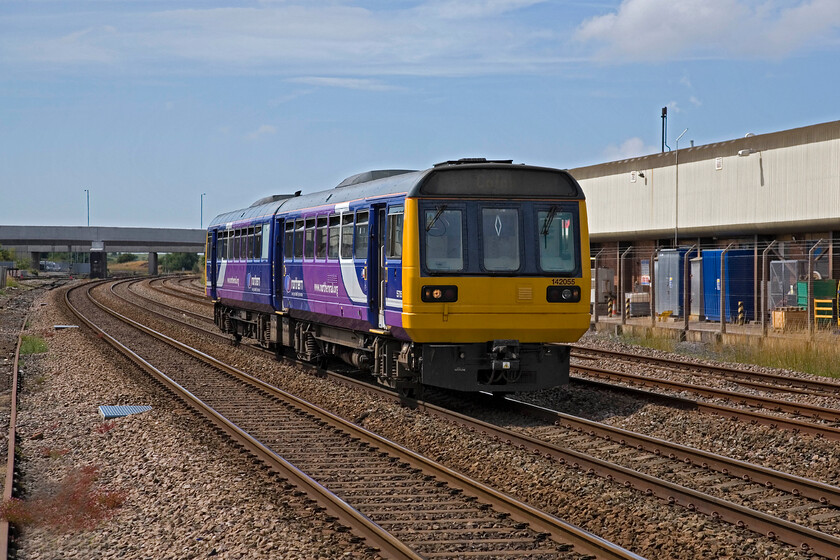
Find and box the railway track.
[65,281,642,560]
[147,276,212,306]
[422,393,840,559]
[102,277,840,559]
[572,346,840,399]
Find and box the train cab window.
[481,208,520,272]
[261,224,270,261]
[294,219,305,259]
[424,207,464,272]
[340,214,354,259]
[304,218,316,259]
[386,208,404,259]
[354,211,369,260]
[328,215,340,259]
[316,217,328,259]
[538,208,576,273]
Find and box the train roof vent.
[336,169,416,188]
[249,194,296,207]
[433,158,514,167]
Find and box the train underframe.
[215,302,570,395]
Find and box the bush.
[116,253,138,263]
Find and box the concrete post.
[148,252,158,275]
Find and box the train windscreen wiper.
[426,205,448,232]
[541,206,558,236]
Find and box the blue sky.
[2,0,839,229]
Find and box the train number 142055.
[551,278,576,286]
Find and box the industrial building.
[570,119,840,333]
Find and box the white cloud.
[247,124,277,140]
[575,0,840,61]
[602,137,659,161]
[0,2,572,77]
[288,77,398,91]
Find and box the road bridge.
[0,225,205,276]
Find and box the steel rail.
[148,276,212,306]
[413,395,840,560]
[69,282,644,560]
[573,364,840,423]
[0,311,29,560]
[571,345,840,396]
[124,279,211,323]
[499,396,840,508]
[573,377,840,441]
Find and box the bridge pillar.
[148,252,158,275]
[30,251,41,270]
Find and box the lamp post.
[201,193,206,229]
[674,128,688,247]
[84,189,90,227]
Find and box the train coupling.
[489,340,521,378]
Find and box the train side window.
[316,216,328,259]
[247,227,255,261]
[354,211,369,260]
[340,214,354,259]
[538,208,576,273]
[424,207,464,272]
[328,215,340,259]
[482,208,520,271]
[386,209,404,259]
[253,227,261,260]
[294,219,304,259]
[284,222,294,260]
[231,230,238,261]
[305,218,316,259]
[261,224,270,261]
[223,231,230,261]
[218,232,226,261]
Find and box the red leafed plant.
[0,465,127,532]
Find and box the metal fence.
[591,238,838,337]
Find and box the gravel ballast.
[1,280,832,559]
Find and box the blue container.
[702,249,755,322]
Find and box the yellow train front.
[394,160,591,393]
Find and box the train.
[205,158,591,395]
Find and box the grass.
[617,329,840,379]
[20,335,48,355]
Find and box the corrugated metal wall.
[573,121,840,242]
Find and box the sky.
[2,0,839,229]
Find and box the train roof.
[208,159,582,228]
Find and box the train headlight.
[546,285,581,303]
[422,285,458,302]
